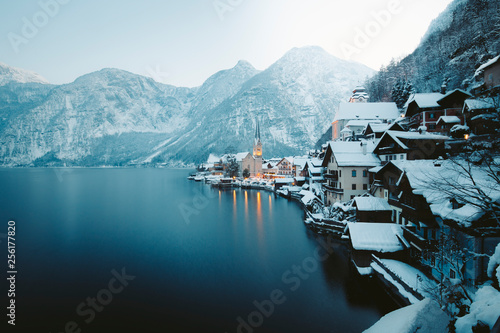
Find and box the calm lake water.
[0,168,396,333]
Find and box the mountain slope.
[0,47,374,166]
[367,0,500,100]
[153,46,375,163]
[0,63,49,86]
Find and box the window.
[352,170,357,177]
[429,124,436,130]
[400,155,404,160]
[363,170,367,177]
[363,184,368,190]
[352,184,357,190]
[389,176,395,185]
[450,269,456,279]
[339,170,341,177]
[429,113,435,119]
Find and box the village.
[189,55,500,330]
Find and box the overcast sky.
[0,0,454,87]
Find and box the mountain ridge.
[0,46,375,166]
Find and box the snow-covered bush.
[487,243,500,287]
[450,125,470,139]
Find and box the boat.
[194,175,205,182]
[217,178,234,189]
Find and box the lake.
[0,168,396,332]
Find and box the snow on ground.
[379,259,437,298]
[488,243,500,284]
[364,298,449,333]
[371,261,420,304]
[455,285,500,333]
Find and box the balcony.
[324,173,338,181]
[402,226,432,251]
[323,184,344,194]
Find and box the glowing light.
[464,134,469,140]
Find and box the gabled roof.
[475,55,500,76]
[404,93,444,109]
[347,223,407,252]
[334,102,399,122]
[464,99,495,111]
[346,120,382,127]
[325,141,381,167]
[392,160,500,227]
[354,197,392,211]
[436,116,461,125]
[365,122,404,135]
[436,89,472,107]
[375,131,449,152]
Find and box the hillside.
[367,0,500,102]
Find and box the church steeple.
[253,119,262,158]
[254,119,261,145]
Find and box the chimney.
[361,141,367,155]
[441,84,447,95]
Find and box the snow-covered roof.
[366,123,391,133]
[207,154,221,164]
[329,141,381,167]
[274,178,295,184]
[346,120,382,127]
[234,152,252,162]
[340,127,353,133]
[464,99,495,110]
[347,223,406,253]
[377,131,449,151]
[404,93,444,109]
[392,160,500,226]
[334,102,399,122]
[354,197,392,211]
[437,89,472,105]
[475,55,500,76]
[293,156,309,169]
[436,116,461,125]
[301,191,319,206]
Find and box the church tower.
[252,119,263,177]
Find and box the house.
[404,93,444,130]
[371,159,500,286]
[302,159,324,185]
[364,122,404,139]
[436,116,461,135]
[332,102,400,140]
[346,222,409,275]
[462,99,497,135]
[404,89,478,133]
[343,119,382,141]
[373,130,449,163]
[474,55,500,93]
[353,196,393,223]
[276,157,293,176]
[322,141,380,205]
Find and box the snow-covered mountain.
[0,62,49,86]
[0,46,374,166]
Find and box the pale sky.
[0,0,454,87]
